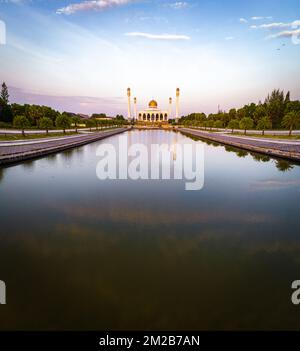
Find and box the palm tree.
[257,116,272,135]
[282,111,300,136]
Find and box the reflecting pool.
[0,130,300,330]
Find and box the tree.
[275,160,294,172]
[55,114,71,134]
[229,108,237,121]
[227,119,240,133]
[11,103,26,117]
[71,116,81,132]
[0,104,13,123]
[237,108,246,120]
[284,91,290,105]
[265,89,285,128]
[13,115,30,137]
[285,101,300,114]
[43,106,60,122]
[27,105,44,126]
[207,120,214,130]
[0,82,9,104]
[0,82,13,123]
[239,117,254,135]
[214,120,223,130]
[86,118,96,132]
[39,117,53,135]
[243,103,257,119]
[257,116,272,135]
[253,104,267,125]
[281,111,300,136]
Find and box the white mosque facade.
[127,88,180,124]
[138,99,169,123]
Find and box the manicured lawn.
[0,132,78,141]
[231,133,300,140]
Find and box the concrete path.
[220,134,300,145]
[0,128,127,165]
[179,128,300,162]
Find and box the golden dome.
[149,100,158,108]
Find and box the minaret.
[127,87,131,121]
[175,88,180,123]
[134,97,137,122]
[169,97,172,120]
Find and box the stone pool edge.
[179,128,300,163]
[0,128,128,166]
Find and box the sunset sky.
[0,0,299,116]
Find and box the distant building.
[126,88,181,124]
[77,114,90,120]
[94,116,114,121]
[138,100,169,123]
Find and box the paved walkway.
[0,127,102,135]
[0,128,127,165]
[221,133,300,145]
[179,128,300,161]
[195,128,300,135]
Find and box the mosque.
[127,88,180,124]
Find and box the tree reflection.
[46,153,58,165]
[251,153,271,163]
[0,167,4,183]
[22,160,35,170]
[275,160,294,172]
[236,150,248,158]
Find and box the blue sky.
[0,0,299,116]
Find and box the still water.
[0,130,300,330]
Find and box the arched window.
[160,114,163,121]
[151,114,155,121]
[164,114,168,121]
[156,114,159,121]
[147,114,150,121]
[143,114,146,121]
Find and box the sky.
[0,0,299,116]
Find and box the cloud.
[3,0,27,3]
[56,0,133,15]
[251,16,272,20]
[169,1,189,9]
[125,32,191,41]
[267,28,300,39]
[251,20,300,30]
[225,36,234,41]
[239,18,248,23]
[251,179,300,190]
[9,86,124,114]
